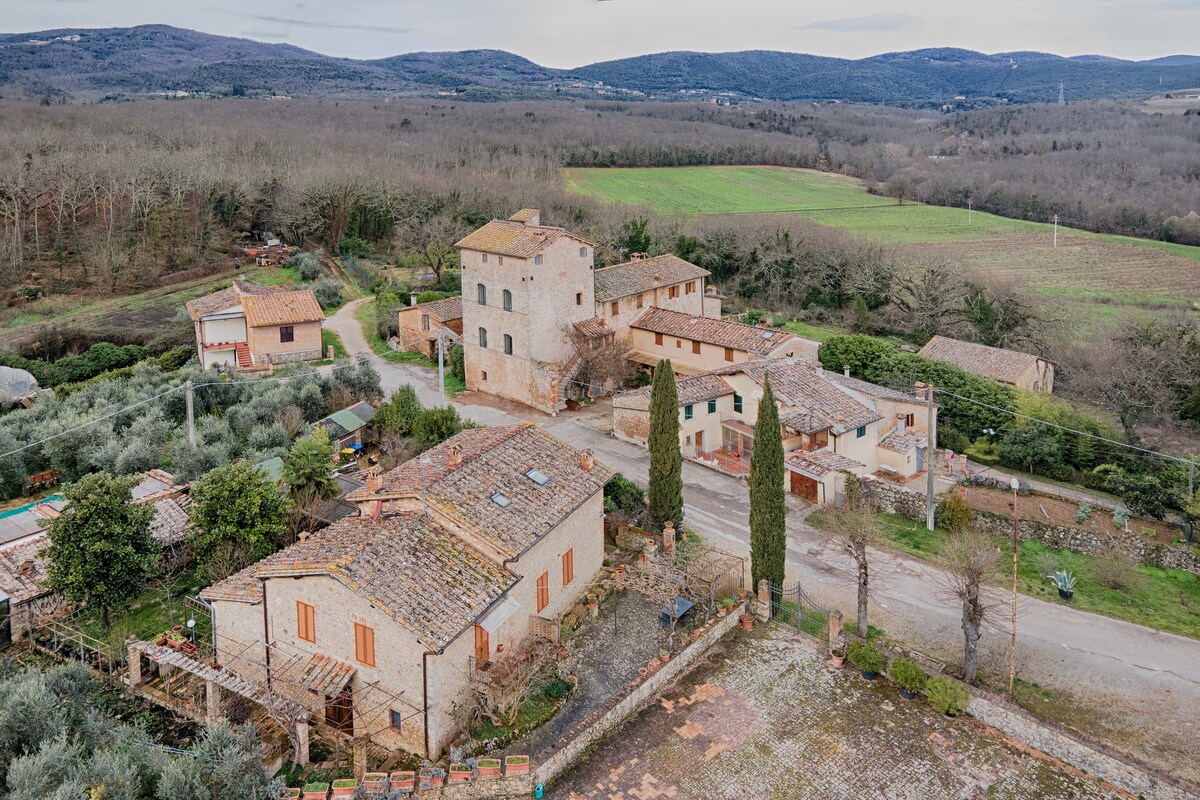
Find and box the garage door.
[790,471,819,503]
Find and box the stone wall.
[532,602,745,788]
[861,475,927,520]
[409,774,532,799]
[967,690,1200,800]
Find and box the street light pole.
[1009,475,1020,695]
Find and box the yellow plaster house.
[186,281,325,370]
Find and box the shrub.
[287,251,323,281]
[312,277,344,309]
[1083,464,1124,492]
[415,290,448,305]
[964,438,1002,467]
[1114,473,1176,520]
[449,344,465,382]
[845,640,886,674]
[938,426,971,454]
[889,657,927,693]
[925,676,969,716]
[604,473,647,518]
[1092,549,1141,592]
[339,234,372,258]
[543,679,571,700]
[936,494,973,534]
[1075,503,1092,525]
[1112,508,1130,529]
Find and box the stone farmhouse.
[200,423,611,759]
[454,210,816,414]
[613,358,933,505]
[918,335,1054,394]
[395,295,464,360]
[186,281,325,371]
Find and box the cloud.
[242,13,412,35]
[798,13,922,33]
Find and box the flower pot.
[172,625,185,634]
[860,670,878,681]
[331,779,357,797]
[829,649,846,668]
[448,764,472,783]
[361,773,387,794]
[660,653,670,664]
[739,613,755,631]
[389,771,415,791]
[477,758,501,777]
[899,688,917,700]
[180,642,198,657]
[504,755,530,774]
[419,769,443,788]
[283,790,301,799]
[1058,588,1074,601]
[302,783,329,800]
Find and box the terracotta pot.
[477,759,501,777]
[830,648,846,668]
[504,756,530,774]
[739,613,755,631]
[389,771,415,791]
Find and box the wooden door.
[474,624,490,665]
[694,430,704,453]
[325,687,353,734]
[790,472,819,503]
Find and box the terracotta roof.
[824,372,919,404]
[917,336,1045,385]
[455,219,592,259]
[612,373,733,412]
[879,429,925,453]
[149,497,192,546]
[786,450,865,478]
[275,652,356,698]
[631,308,803,356]
[204,513,517,651]
[350,424,614,559]
[414,295,463,323]
[594,255,710,302]
[241,289,325,328]
[722,359,883,435]
[572,317,614,339]
[0,537,51,604]
[185,281,279,320]
[508,208,541,223]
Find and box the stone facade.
[246,320,323,365]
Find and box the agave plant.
[1047,570,1077,592]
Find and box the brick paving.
[552,630,1125,800]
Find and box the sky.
[7,0,1198,67]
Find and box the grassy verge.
[71,568,213,652]
[470,679,571,744]
[321,328,347,359]
[353,299,466,395]
[808,510,1200,639]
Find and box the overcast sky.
[7,0,1197,67]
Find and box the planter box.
[476,758,501,777]
[504,755,530,775]
[448,764,472,783]
[419,769,443,789]
[331,779,357,797]
[283,790,301,799]
[302,783,329,800]
[389,771,415,792]
[361,773,387,794]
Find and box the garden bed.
[960,485,1178,544]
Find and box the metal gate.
[768,582,831,645]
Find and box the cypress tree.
[749,373,787,589]
[647,359,683,532]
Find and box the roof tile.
[594,254,710,302]
[631,308,805,356]
[917,336,1044,385]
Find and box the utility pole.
[1009,475,1020,695]
[437,328,446,408]
[185,380,196,448]
[967,200,973,224]
[1053,214,1059,249]
[924,383,937,531]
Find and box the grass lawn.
[321,328,347,359]
[353,299,466,395]
[71,568,213,653]
[470,679,570,743]
[807,510,1200,639]
[254,266,304,286]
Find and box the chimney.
[409,291,418,307]
[447,443,463,467]
[896,413,907,435]
[17,560,35,578]
[661,521,676,555]
[298,530,312,542]
[580,449,595,472]
[843,364,851,377]
[651,272,660,282]
[366,465,383,493]
[631,253,642,262]
[915,381,927,400]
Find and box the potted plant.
[846,640,886,680]
[659,649,670,664]
[1047,570,1076,600]
[448,763,472,783]
[739,611,755,631]
[829,647,847,668]
[283,789,301,799]
[505,755,530,774]
[361,773,387,794]
[389,771,415,791]
[737,587,749,601]
[926,676,970,717]
[889,657,926,700]
[419,768,444,788]
[301,782,329,800]
[331,778,357,797]
[477,757,502,777]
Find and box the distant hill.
[2,25,1199,106]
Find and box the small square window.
[707,399,717,414]
[636,294,644,308]
[675,339,682,348]
[280,325,294,344]
[724,347,734,362]
[498,256,504,266]
[482,253,489,263]
[856,425,867,438]
[611,301,619,316]
[481,370,488,381]
[576,292,583,306]
[692,340,701,355]
[525,468,552,486]
[491,492,511,508]
[655,332,664,346]
[421,315,430,331]
[534,255,543,265]
[733,394,743,413]
[390,710,403,732]
[684,404,694,420]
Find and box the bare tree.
[938,528,1000,683]
[397,213,470,285]
[822,505,881,636]
[472,636,557,728]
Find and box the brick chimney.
[580,449,595,472]
[17,560,35,578]
[409,291,418,307]
[631,253,643,262]
[915,381,927,400]
[298,530,312,542]
[447,443,463,467]
[366,465,383,493]
[661,521,676,555]
[651,272,660,282]
[896,413,907,435]
[843,364,851,377]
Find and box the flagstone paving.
[551,629,1126,800]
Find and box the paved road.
[323,301,1200,782]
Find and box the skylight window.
[490,492,512,508]
[525,468,552,486]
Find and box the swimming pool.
[0,494,64,520]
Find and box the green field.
[564,165,1200,329]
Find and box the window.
[491,491,511,508]
[707,399,717,414]
[576,292,583,306]
[296,601,315,643]
[668,285,680,299]
[675,339,682,349]
[477,283,487,306]
[354,623,375,667]
[733,394,743,413]
[610,301,619,316]
[534,255,543,265]
[636,293,644,309]
[421,314,431,331]
[562,549,574,587]
[579,247,588,258]
[280,326,294,344]
[482,253,489,263]
[686,281,696,294]
[503,289,512,312]
[390,710,403,732]
[498,256,505,266]
[654,332,664,346]
[856,425,867,438]
[692,340,701,355]
[905,413,915,429]
[526,468,551,486]
[503,334,513,355]
[684,404,694,420]
[478,327,488,348]
[536,572,550,612]
[724,347,734,362]
[481,370,488,381]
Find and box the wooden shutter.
[296,601,315,643]
[692,340,701,355]
[354,623,375,667]
[562,549,574,587]
[536,572,549,612]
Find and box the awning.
[277,652,356,698]
[479,594,520,634]
[721,419,756,437]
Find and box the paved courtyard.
[552,630,1124,800]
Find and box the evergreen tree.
[374,385,424,438]
[189,463,288,582]
[45,473,159,630]
[281,427,338,509]
[749,374,786,589]
[647,359,683,532]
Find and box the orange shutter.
[354,623,375,667]
[536,572,549,612]
[296,601,316,643]
[562,549,574,587]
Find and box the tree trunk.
[961,601,980,683]
[856,556,869,636]
[102,605,110,631]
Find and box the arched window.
[477,283,487,306]
[478,327,488,348]
[503,289,512,312]
[579,247,588,258]
[503,334,513,355]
